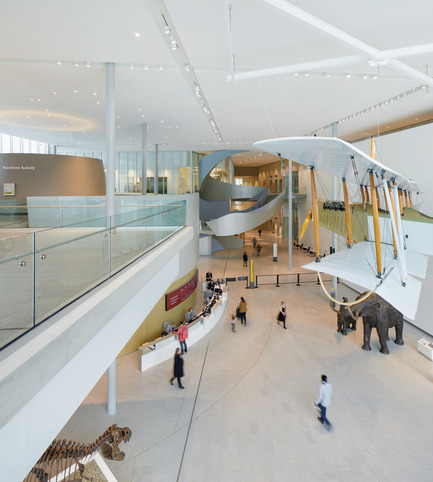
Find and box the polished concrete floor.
[59,229,433,481]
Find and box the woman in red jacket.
[177,321,189,354]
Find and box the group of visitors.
[169,250,334,431]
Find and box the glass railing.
[0,201,186,350]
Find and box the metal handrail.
[255,272,335,288]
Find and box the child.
[231,313,236,333]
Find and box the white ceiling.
[1,0,433,162]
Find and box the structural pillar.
[331,122,338,298]
[141,123,147,195]
[105,62,115,218]
[154,144,159,194]
[107,359,116,415]
[288,159,293,272]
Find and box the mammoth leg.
[362,318,372,351]
[394,315,404,345]
[377,325,390,355]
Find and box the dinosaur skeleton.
[25,424,132,482]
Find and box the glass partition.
[0,201,186,350]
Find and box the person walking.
[177,321,189,354]
[258,229,262,237]
[230,312,236,333]
[238,297,247,326]
[256,244,262,256]
[277,301,287,329]
[170,348,184,389]
[314,374,332,430]
[252,237,257,249]
[243,251,248,267]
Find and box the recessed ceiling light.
[57,61,62,65]
[96,101,100,104]
[161,120,164,123]
[52,92,57,95]
[141,114,145,118]
[159,65,163,70]
[144,64,149,70]
[346,74,351,78]
[73,90,78,93]
[74,61,79,67]
[30,98,34,101]
[85,62,91,68]
[134,32,141,37]
[164,26,170,35]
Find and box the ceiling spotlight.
[144,64,149,70]
[74,61,79,67]
[184,63,191,71]
[57,60,62,65]
[164,25,170,35]
[85,62,91,67]
[346,73,351,78]
[134,32,141,38]
[159,65,163,70]
[129,63,134,69]
[363,74,368,79]
[325,73,330,78]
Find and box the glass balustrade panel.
[34,218,110,324]
[0,232,34,349]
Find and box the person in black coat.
[170,348,185,389]
[277,301,287,329]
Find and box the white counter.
[138,292,227,372]
[417,337,433,360]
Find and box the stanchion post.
[249,259,255,289]
[276,274,280,287]
[297,273,301,286]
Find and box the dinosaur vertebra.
[25,424,131,482]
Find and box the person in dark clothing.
[170,348,184,389]
[277,301,287,329]
[243,252,248,267]
[258,229,262,237]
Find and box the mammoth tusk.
[317,271,378,306]
[347,307,359,321]
[329,299,340,313]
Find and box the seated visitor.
[185,307,196,322]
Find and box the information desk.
[138,291,227,372]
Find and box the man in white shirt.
[315,374,332,430]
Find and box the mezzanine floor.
[59,229,433,481]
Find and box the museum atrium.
[2,1,433,480]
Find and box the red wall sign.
[165,270,198,311]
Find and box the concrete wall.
[0,153,106,200]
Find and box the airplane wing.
[254,136,421,192]
[302,242,426,320]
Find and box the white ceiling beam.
[258,0,433,87]
[229,54,365,81]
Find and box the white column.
[107,359,116,414]
[141,123,147,195]
[105,62,115,218]
[154,144,159,194]
[288,159,293,272]
[331,122,338,297]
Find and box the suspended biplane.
[254,136,431,320]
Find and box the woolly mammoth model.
[348,292,404,355]
[330,297,357,335]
